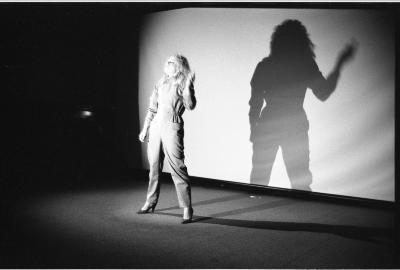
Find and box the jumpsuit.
[143,77,196,208]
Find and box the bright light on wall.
[138,8,394,201]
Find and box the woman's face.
[164,58,178,77]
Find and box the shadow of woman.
[249,20,357,191]
[155,211,393,246]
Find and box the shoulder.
[155,77,167,90]
[257,57,271,67]
[253,57,273,74]
[251,57,272,86]
[254,57,273,74]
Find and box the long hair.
[158,54,192,91]
[270,20,315,60]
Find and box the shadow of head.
[270,19,315,60]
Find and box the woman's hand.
[138,128,149,143]
[184,72,195,90]
[180,72,195,96]
[187,71,195,85]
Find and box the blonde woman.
[138,54,196,224]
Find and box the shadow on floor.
[154,208,394,247]
[155,193,394,246]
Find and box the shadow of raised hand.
[337,39,358,68]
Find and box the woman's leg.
[145,124,164,207]
[162,123,191,208]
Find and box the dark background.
[0,2,399,260]
[0,3,399,241]
[1,4,141,192]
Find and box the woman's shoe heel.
[181,207,193,224]
[137,205,155,214]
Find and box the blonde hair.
[158,54,192,92]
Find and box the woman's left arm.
[182,72,196,110]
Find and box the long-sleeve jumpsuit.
[143,77,196,208]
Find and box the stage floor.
[1,174,398,268]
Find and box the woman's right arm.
[139,86,158,142]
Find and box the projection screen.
[138,8,394,201]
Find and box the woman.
[138,54,196,224]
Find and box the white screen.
[138,8,394,201]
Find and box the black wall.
[1,4,144,191]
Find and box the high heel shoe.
[181,207,193,224]
[137,204,155,214]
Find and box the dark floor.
[1,173,398,268]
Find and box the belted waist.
[155,109,183,124]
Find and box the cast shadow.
[249,20,357,191]
[156,204,393,247]
[194,216,393,247]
